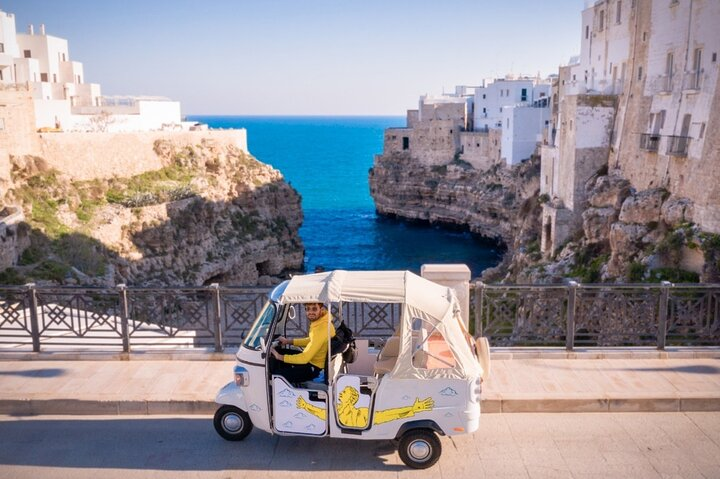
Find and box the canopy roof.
[278,270,453,320]
[277,270,482,380]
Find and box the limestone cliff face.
[2,139,303,286]
[369,152,542,279]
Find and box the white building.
[0,9,183,132]
[540,0,720,255]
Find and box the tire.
[213,405,253,441]
[397,429,442,469]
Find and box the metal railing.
[1,281,718,352]
[666,135,690,156]
[639,133,660,152]
[473,281,720,348]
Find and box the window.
[616,1,622,23]
[585,25,589,39]
[643,32,647,42]
[0,70,3,81]
[62,53,66,61]
[241,302,276,351]
[599,10,605,31]
[521,88,528,101]
[0,118,4,130]
[482,107,486,113]
[23,49,31,58]
[40,73,48,82]
[506,118,510,128]
[653,110,666,134]
[53,73,57,83]
[692,48,702,89]
[666,52,674,90]
[699,123,706,139]
[713,52,717,63]
[482,94,486,99]
[402,137,409,150]
[638,66,643,80]
[0,43,4,53]
[410,317,457,370]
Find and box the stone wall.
[34,129,248,180]
[0,207,29,270]
[459,129,502,170]
[0,87,41,189]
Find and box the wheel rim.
[222,412,244,433]
[407,439,432,462]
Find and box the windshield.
[242,301,277,351]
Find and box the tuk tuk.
[214,270,490,469]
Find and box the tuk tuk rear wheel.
[397,429,441,469]
[214,405,253,441]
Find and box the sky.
[3,0,585,115]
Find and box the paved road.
[0,412,718,478]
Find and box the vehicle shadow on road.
[0,416,404,471]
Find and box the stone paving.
[0,348,718,415]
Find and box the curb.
[3,396,719,416]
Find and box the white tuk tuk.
[214,270,490,469]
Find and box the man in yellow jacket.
[270,303,336,384]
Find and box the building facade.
[0,9,182,132]
[540,0,720,255]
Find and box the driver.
[270,302,336,384]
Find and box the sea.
[186,116,502,279]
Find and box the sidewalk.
[0,349,719,416]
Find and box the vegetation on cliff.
[370,152,716,284]
[1,141,304,286]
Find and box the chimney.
[28,24,34,35]
[40,24,45,35]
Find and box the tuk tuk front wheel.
[397,429,441,469]
[214,405,253,441]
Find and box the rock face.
[2,140,304,286]
[369,152,541,279]
[618,188,666,224]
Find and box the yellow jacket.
[286,312,336,369]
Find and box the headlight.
[234,365,249,387]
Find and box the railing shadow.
[0,417,403,471]
[0,367,66,378]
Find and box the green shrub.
[0,268,26,285]
[647,268,699,283]
[627,262,645,282]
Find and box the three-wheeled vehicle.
[214,270,490,469]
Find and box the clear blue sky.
[3,0,584,115]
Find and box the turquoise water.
[187,116,502,278]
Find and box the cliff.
[369,152,542,279]
[0,138,304,286]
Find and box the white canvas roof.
[278,270,482,380]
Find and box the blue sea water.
[187,116,502,278]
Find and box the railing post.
[210,283,223,352]
[25,283,40,353]
[657,280,671,350]
[474,281,484,338]
[566,281,578,351]
[117,284,130,353]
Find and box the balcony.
[666,135,690,157]
[649,75,673,94]
[639,133,660,152]
[682,70,703,91]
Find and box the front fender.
[215,381,248,411]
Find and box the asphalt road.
[0,412,718,478]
